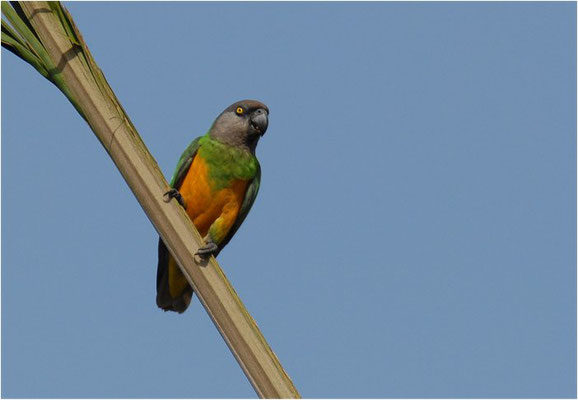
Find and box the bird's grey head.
[208,100,269,152]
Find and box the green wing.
[216,163,261,255]
[170,136,201,189]
[157,136,201,312]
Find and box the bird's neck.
[198,136,258,181]
[207,125,260,154]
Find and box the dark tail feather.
[156,238,193,313]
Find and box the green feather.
[197,135,258,190]
[169,136,201,188]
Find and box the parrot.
[156,100,269,313]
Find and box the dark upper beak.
[250,108,269,136]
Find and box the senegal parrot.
[156,100,269,313]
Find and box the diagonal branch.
[2,2,300,398]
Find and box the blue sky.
[2,2,576,398]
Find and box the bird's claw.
[164,188,186,208]
[195,241,219,258]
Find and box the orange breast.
[178,154,248,242]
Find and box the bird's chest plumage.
[178,149,254,240]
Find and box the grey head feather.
[208,100,269,153]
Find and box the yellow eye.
[236,107,244,115]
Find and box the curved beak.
[250,108,269,136]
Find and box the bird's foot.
[164,188,186,208]
[195,241,219,258]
